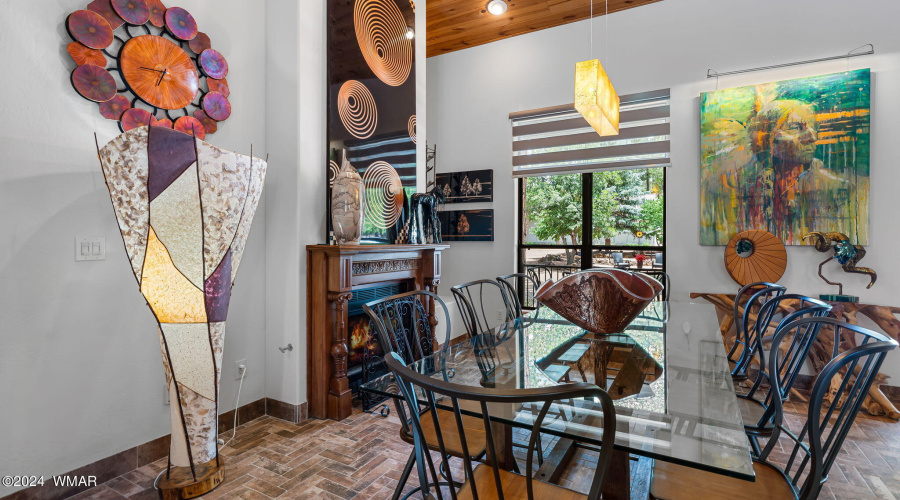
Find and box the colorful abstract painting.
[700,69,870,245]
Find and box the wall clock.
[65,0,231,138]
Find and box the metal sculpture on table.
[96,126,266,498]
[806,231,876,302]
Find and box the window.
[510,90,669,285]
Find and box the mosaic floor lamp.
[97,126,266,498]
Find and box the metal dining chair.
[526,265,553,287]
[736,294,832,456]
[385,351,618,500]
[728,282,787,382]
[497,272,541,317]
[364,291,485,499]
[612,252,631,269]
[451,279,516,340]
[650,318,898,500]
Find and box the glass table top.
[360,301,755,481]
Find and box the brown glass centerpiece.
[535,269,662,334]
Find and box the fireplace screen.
[347,283,404,413]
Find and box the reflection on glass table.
[361,301,754,485]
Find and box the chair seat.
[650,459,796,500]
[458,463,587,500]
[400,407,487,459]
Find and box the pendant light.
[575,0,619,136]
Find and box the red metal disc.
[207,77,229,98]
[193,109,218,134]
[67,42,107,66]
[165,7,197,41]
[99,94,131,120]
[87,0,125,30]
[147,0,166,27]
[111,0,151,25]
[188,32,211,54]
[202,92,231,121]
[174,116,206,139]
[67,10,114,50]
[155,118,174,128]
[72,64,117,102]
[121,108,158,131]
[199,48,228,79]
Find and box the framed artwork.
[439,209,494,241]
[700,69,870,245]
[327,0,417,243]
[436,169,493,203]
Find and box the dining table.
[360,301,755,499]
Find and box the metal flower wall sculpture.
[97,126,266,481]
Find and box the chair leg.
[393,451,416,500]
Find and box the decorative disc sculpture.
[331,150,365,245]
[724,229,787,287]
[97,126,266,498]
[535,269,662,334]
[806,231,876,303]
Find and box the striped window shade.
[509,89,671,177]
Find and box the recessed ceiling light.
[487,0,508,15]
[405,26,415,40]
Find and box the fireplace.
[346,283,404,412]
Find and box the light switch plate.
[75,237,106,261]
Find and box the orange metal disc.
[724,229,787,287]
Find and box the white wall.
[427,0,900,373]
[0,0,267,493]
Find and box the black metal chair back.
[729,282,787,379]
[451,279,515,339]
[758,318,897,499]
[385,352,617,500]
[651,272,670,302]
[497,273,541,317]
[363,290,451,366]
[740,295,831,433]
[526,265,553,287]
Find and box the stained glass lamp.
[575,59,620,136]
[97,126,266,496]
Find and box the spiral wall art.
[327,0,417,243]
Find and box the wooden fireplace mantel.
[306,244,449,420]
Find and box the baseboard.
[2,398,307,500]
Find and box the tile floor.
[65,395,900,499]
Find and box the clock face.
[64,0,230,137]
[120,35,199,110]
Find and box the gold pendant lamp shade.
[575,59,620,136]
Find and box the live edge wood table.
[691,292,900,420]
[306,244,448,421]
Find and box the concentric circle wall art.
[408,115,416,143]
[354,0,413,87]
[338,80,378,139]
[724,229,787,286]
[64,0,231,136]
[362,161,404,229]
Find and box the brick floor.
[64,395,900,499]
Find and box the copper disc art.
[338,80,377,139]
[67,42,107,66]
[67,10,114,49]
[202,92,231,121]
[724,229,787,287]
[408,115,416,143]
[165,7,197,40]
[354,0,413,87]
[111,0,151,25]
[72,64,117,102]
[65,1,231,136]
[362,161,404,229]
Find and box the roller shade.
[509,89,671,177]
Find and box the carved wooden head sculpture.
[98,126,266,477]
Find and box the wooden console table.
[307,244,449,420]
[692,292,900,420]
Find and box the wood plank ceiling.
[425,0,662,57]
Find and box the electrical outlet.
[235,359,247,380]
[497,309,506,321]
